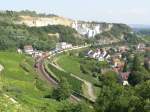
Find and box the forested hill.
[0,10,141,51]
[0,21,86,51]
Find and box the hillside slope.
[0,10,141,51]
[0,52,61,112]
[15,12,136,45]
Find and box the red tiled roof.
[120,72,130,80]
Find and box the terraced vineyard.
[45,62,83,94]
[56,54,99,84]
[0,52,62,112]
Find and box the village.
[16,42,150,87]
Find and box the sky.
[0,0,150,25]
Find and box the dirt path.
[70,74,96,101]
[36,44,95,102]
[50,60,96,102]
[36,57,80,102]
[48,45,96,101]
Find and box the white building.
[137,43,145,50]
[24,45,34,55]
[123,81,129,86]
[87,49,109,61]
[56,42,72,50]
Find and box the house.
[112,58,124,68]
[88,50,93,55]
[24,45,34,55]
[137,43,145,50]
[112,58,125,75]
[56,42,72,50]
[120,72,130,86]
[105,54,111,59]
[87,48,110,61]
[123,81,129,86]
[120,72,130,81]
[33,51,43,58]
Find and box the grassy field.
[0,52,62,112]
[56,54,99,84]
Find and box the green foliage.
[95,53,150,112]
[128,71,145,86]
[98,71,118,86]
[0,14,85,51]
[132,55,141,71]
[128,54,150,86]
[0,52,60,111]
[94,82,148,112]
[58,101,95,112]
[56,54,100,84]
[52,77,72,101]
[47,63,82,93]
[95,23,132,41]
[136,80,150,99]
[124,33,143,44]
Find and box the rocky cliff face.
[17,15,132,44]
[18,15,73,27]
[72,21,114,38]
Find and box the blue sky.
[0,0,150,24]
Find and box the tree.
[128,71,144,86]
[123,61,128,72]
[95,83,129,112]
[136,80,150,99]
[132,55,141,71]
[99,71,118,86]
[58,101,95,112]
[52,77,72,101]
[127,54,148,86]
[128,95,144,112]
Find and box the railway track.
[36,55,81,102]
